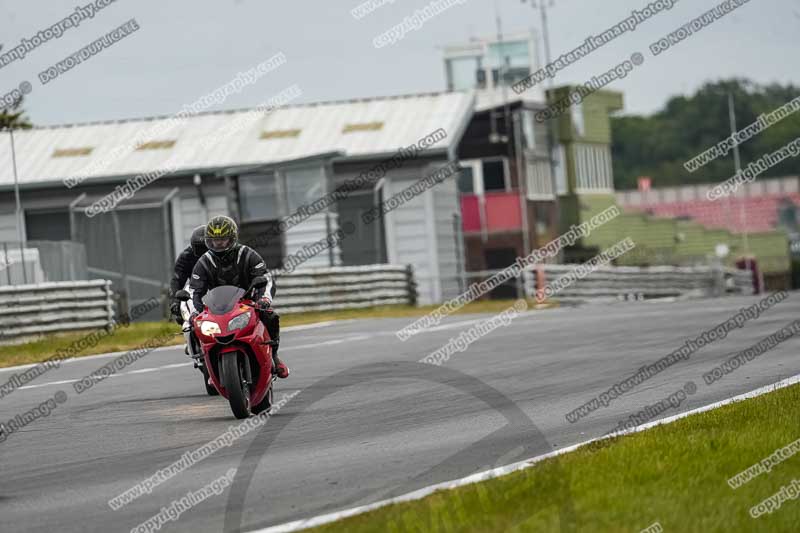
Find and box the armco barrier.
[0,266,417,343]
[523,265,754,304]
[0,280,114,343]
[276,264,417,313]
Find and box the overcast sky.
[1,0,798,126]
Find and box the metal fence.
[276,264,416,313]
[0,241,88,286]
[70,190,177,320]
[0,280,114,343]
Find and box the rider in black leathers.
[189,215,289,379]
[169,225,207,324]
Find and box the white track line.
[12,335,377,391]
[0,345,180,373]
[282,334,372,352]
[283,321,339,332]
[250,372,800,533]
[16,363,195,390]
[0,321,342,374]
[7,334,374,392]
[0,310,554,375]
[16,378,79,389]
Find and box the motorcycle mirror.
[175,290,191,302]
[248,276,268,291]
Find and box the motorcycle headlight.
[227,311,251,332]
[200,320,221,336]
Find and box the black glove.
[170,300,182,325]
[254,299,271,312]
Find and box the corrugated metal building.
[0,91,475,306]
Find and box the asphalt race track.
[1,294,799,532]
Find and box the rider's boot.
[264,310,289,379]
[268,340,289,379]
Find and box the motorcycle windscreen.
[202,286,246,315]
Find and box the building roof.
[474,88,545,112]
[0,91,475,188]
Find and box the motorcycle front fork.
[184,329,204,369]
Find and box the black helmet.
[190,225,207,257]
[205,215,239,258]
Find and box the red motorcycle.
[176,277,274,419]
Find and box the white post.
[8,128,23,243]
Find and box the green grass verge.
[0,299,553,368]
[307,383,800,533]
[0,321,181,369]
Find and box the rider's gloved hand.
[190,311,200,324]
[170,300,182,324]
[254,299,271,313]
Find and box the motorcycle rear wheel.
[201,367,219,396]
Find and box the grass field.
[306,383,800,533]
[0,299,553,368]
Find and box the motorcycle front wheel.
[251,381,273,415]
[221,351,251,419]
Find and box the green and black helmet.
[205,215,238,257]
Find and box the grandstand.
[616,177,800,235]
[611,177,799,289]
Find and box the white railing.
[522,265,753,304]
[276,264,416,313]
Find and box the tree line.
[611,79,800,190]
